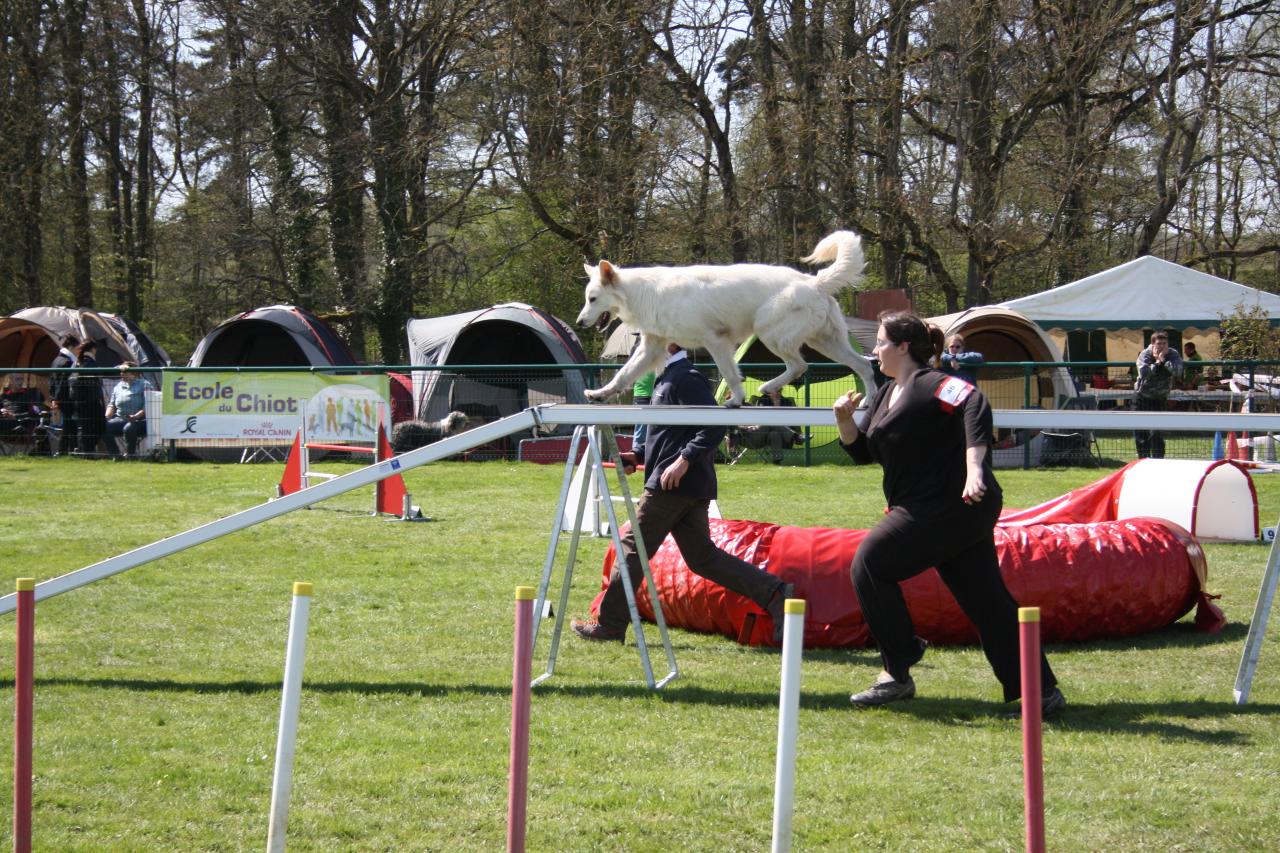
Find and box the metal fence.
[3,360,1279,466]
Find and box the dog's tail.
[801,231,865,296]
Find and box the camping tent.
[601,322,716,362]
[11,306,169,367]
[406,303,588,427]
[0,318,60,372]
[102,313,171,367]
[998,256,1280,360]
[930,306,1073,408]
[188,305,357,367]
[929,306,1074,468]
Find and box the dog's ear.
[583,261,595,278]
[598,260,618,285]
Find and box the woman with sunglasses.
[940,333,984,383]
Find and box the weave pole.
[770,598,806,853]
[507,587,535,853]
[267,582,313,853]
[13,578,34,853]
[1019,607,1045,853]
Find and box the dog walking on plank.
[575,231,877,407]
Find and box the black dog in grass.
[390,412,469,454]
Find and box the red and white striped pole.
[1019,606,1045,853]
[13,577,35,853]
[507,586,535,853]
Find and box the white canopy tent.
[998,256,1280,361]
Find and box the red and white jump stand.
[275,407,426,521]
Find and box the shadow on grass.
[796,693,1280,744]
[18,675,1280,744]
[1050,620,1251,653]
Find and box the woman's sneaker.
[850,673,916,707]
[1003,686,1067,719]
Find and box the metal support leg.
[594,425,678,689]
[1234,511,1280,704]
[530,425,678,689]
[531,427,591,686]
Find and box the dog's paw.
[584,388,610,403]
[723,398,743,409]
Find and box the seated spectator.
[940,334,984,383]
[0,374,42,414]
[0,375,44,441]
[104,362,153,459]
[1183,341,1205,388]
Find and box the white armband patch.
[934,376,975,412]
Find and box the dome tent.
[929,306,1074,468]
[406,303,587,427]
[929,305,1074,405]
[12,306,169,367]
[102,312,170,367]
[188,305,357,367]
[0,318,60,371]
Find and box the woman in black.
[48,334,80,453]
[833,311,1063,714]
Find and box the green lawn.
[1,456,1278,851]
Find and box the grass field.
[1,455,1278,851]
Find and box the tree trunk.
[62,0,93,307]
[369,0,415,363]
[128,0,154,321]
[875,0,912,290]
[317,0,368,357]
[748,0,793,261]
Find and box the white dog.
[576,231,877,407]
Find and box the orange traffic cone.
[375,422,410,516]
[277,431,304,496]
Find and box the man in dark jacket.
[571,344,793,645]
[1133,332,1183,458]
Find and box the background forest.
[2,0,1278,363]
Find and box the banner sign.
[162,372,391,442]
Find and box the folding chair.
[1041,394,1103,466]
[725,395,805,465]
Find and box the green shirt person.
[631,371,656,451]
[1182,342,1205,388]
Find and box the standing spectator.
[70,341,107,456]
[940,333,984,384]
[1182,341,1205,388]
[1133,332,1183,459]
[104,362,153,459]
[571,343,794,645]
[48,334,80,454]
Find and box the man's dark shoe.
[1003,686,1067,719]
[850,673,916,707]
[570,618,625,643]
[768,582,796,644]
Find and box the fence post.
[802,374,812,468]
[1023,364,1033,470]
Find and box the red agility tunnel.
[592,516,1225,648]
